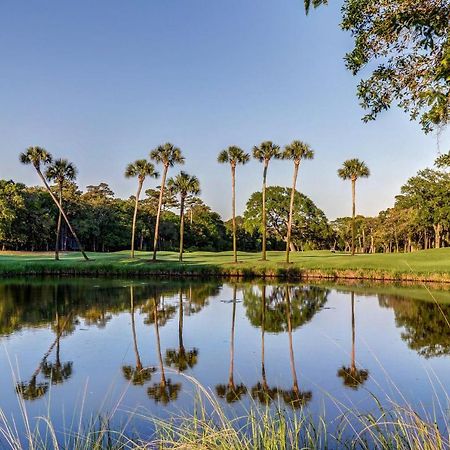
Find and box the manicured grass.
[0,248,450,282]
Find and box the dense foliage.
[306,0,450,132]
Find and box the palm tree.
[167,172,201,262]
[217,146,250,263]
[45,159,78,261]
[150,143,185,261]
[282,141,314,263]
[337,292,369,389]
[19,146,89,261]
[125,159,159,259]
[252,141,281,261]
[337,159,370,256]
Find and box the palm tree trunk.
[351,178,356,256]
[152,165,168,261]
[153,297,166,386]
[228,285,237,388]
[179,196,185,262]
[231,164,237,263]
[286,162,299,263]
[130,286,143,370]
[131,179,143,259]
[286,287,299,393]
[54,186,63,261]
[36,168,89,261]
[261,160,269,261]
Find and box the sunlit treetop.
[306,0,450,133]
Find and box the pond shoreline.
[1,249,450,283]
[1,264,450,284]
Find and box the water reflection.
[122,286,155,385]
[0,279,449,410]
[165,290,199,372]
[216,284,248,403]
[147,294,182,404]
[337,292,369,390]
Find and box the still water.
[0,278,449,440]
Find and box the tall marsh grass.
[0,373,448,449]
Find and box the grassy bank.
[1,249,450,282]
[2,389,448,449]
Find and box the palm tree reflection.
[122,286,155,385]
[337,292,369,389]
[279,286,312,409]
[165,289,199,372]
[16,289,74,400]
[251,285,278,404]
[216,285,247,403]
[147,294,181,404]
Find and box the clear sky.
[0,0,448,220]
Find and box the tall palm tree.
[217,146,250,263]
[45,159,78,261]
[252,141,281,261]
[337,292,369,389]
[167,172,201,262]
[282,140,314,263]
[150,143,185,261]
[125,159,159,259]
[19,146,89,261]
[337,159,370,256]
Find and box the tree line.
[1,143,449,257]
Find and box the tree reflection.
[250,285,278,405]
[165,290,199,372]
[147,294,181,404]
[122,286,155,385]
[379,294,450,358]
[337,292,369,390]
[278,286,312,409]
[216,285,247,403]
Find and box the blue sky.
[0,0,448,220]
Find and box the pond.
[0,278,449,444]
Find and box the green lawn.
[0,248,450,281]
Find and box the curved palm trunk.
[228,285,237,389]
[54,186,63,261]
[131,179,144,259]
[152,165,169,261]
[351,178,356,256]
[179,195,186,262]
[36,168,89,261]
[231,164,237,263]
[261,161,269,261]
[130,286,143,370]
[153,297,166,386]
[286,287,299,393]
[261,285,268,390]
[286,162,300,263]
[350,292,356,373]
